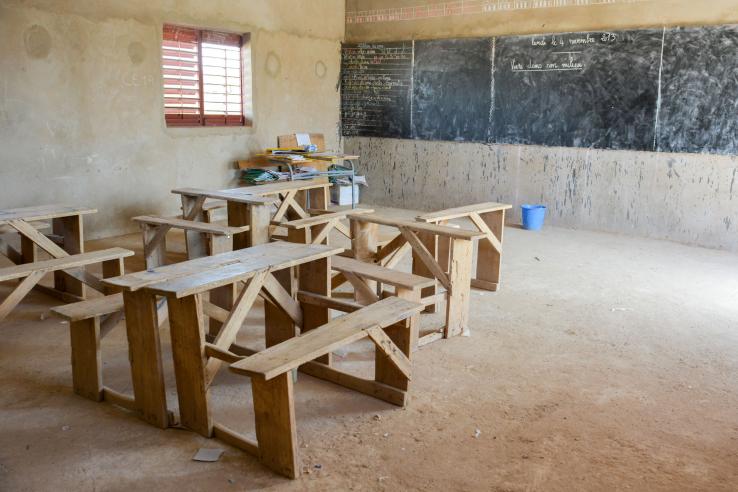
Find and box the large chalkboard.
[657,25,738,155]
[493,30,663,150]
[340,24,738,155]
[340,42,413,138]
[412,38,493,142]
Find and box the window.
[162,25,252,127]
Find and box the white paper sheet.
[295,133,311,146]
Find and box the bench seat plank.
[331,256,434,290]
[230,297,423,380]
[281,208,373,230]
[0,204,97,223]
[0,248,133,283]
[417,202,512,222]
[51,293,124,322]
[133,216,249,235]
[348,214,485,240]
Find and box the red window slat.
[162,24,245,127]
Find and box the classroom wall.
[0,0,345,238]
[344,0,738,251]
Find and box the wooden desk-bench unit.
[417,202,512,292]
[0,204,99,303]
[345,213,485,345]
[227,297,424,478]
[101,241,342,430]
[132,215,250,269]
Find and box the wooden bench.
[51,293,170,416]
[345,213,485,345]
[417,202,512,292]
[0,248,133,323]
[280,207,373,245]
[132,215,250,269]
[219,297,424,479]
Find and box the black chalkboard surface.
[341,42,413,138]
[493,30,664,150]
[412,38,493,142]
[658,25,738,155]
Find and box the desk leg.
[181,195,208,259]
[412,230,439,314]
[228,202,270,249]
[20,235,36,264]
[208,238,234,336]
[53,215,85,298]
[375,287,419,393]
[168,293,212,437]
[123,290,169,428]
[350,220,378,302]
[252,373,298,479]
[298,257,330,365]
[445,239,473,338]
[308,186,329,212]
[474,209,505,291]
[265,268,296,348]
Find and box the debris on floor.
[192,448,224,462]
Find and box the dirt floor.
[1,206,737,491]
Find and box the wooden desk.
[0,204,98,301]
[103,241,342,433]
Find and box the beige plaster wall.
[0,0,345,238]
[344,0,738,251]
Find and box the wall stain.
[265,51,281,77]
[128,42,146,65]
[24,25,52,59]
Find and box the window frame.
[162,24,251,128]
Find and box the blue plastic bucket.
[521,204,547,231]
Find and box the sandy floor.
[1,207,737,491]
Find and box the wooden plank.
[133,215,248,235]
[8,219,68,258]
[167,293,212,437]
[0,248,134,283]
[103,242,338,293]
[145,245,341,298]
[248,203,272,247]
[102,387,137,411]
[349,213,485,240]
[212,422,259,457]
[445,239,474,338]
[204,343,244,364]
[383,242,412,270]
[343,271,379,305]
[231,297,423,380]
[252,373,298,479]
[0,220,48,235]
[69,317,103,401]
[299,361,407,407]
[227,178,330,196]
[52,215,85,298]
[0,204,96,223]
[298,256,331,364]
[0,271,45,322]
[474,209,506,292]
[262,272,303,328]
[123,290,169,428]
[367,326,412,380]
[296,291,363,313]
[272,190,297,223]
[376,287,419,387]
[332,256,434,290]
[281,208,373,230]
[374,233,406,264]
[417,202,512,223]
[204,271,267,384]
[172,188,279,205]
[51,293,124,322]
[469,212,503,253]
[400,227,451,291]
